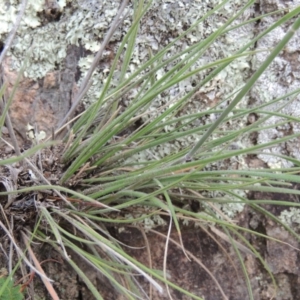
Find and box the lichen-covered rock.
[266,223,300,276]
[1,0,253,147]
[251,0,300,168]
[1,1,299,158]
[1,45,79,139]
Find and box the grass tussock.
[1,1,300,299]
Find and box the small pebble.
[1,126,8,135]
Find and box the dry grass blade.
[0,176,16,208]
[0,219,50,282]
[21,232,60,300]
[133,226,153,299]
[2,135,76,210]
[58,0,129,128]
[70,214,164,294]
[164,213,174,300]
[150,228,229,300]
[209,226,255,257]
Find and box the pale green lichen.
[143,214,167,230]
[250,5,300,168]
[200,188,246,220]
[279,208,300,227]
[0,0,45,38]
[2,0,132,83]
[219,201,245,219]
[125,210,167,231]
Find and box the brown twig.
[18,258,62,293]
[57,0,129,129]
[21,231,60,300]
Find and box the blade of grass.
[183,13,300,162]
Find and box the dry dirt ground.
[1,206,300,300]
